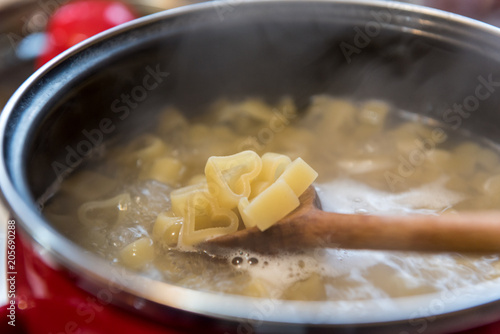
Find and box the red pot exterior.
[1,234,182,334]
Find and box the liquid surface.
[43,96,500,301]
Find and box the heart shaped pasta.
[77,193,131,227]
[205,150,262,209]
[181,190,239,246]
[256,152,292,182]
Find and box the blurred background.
[1,0,500,308]
[0,0,205,309]
[2,0,500,112]
[0,0,205,110]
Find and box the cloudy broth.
[43,96,500,300]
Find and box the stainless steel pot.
[2,1,500,333]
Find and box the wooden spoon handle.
[207,210,500,254]
[294,210,500,253]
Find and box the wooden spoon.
[204,186,500,254]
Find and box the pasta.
[170,182,208,217]
[248,181,271,200]
[129,135,169,164]
[256,152,292,183]
[120,237,154,269]
[276,157,318,197]
[77,193,131,227]
[237,197,254,228]
[144,157,186,186]
[357,100,390,128]
[167,151,317,245]
[239,179,300,231]
[153,212,183,248]
[43,95,500,302]
[205,150,262,209]
[181,188,239,246]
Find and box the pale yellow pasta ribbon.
[250,152,291,199]
[170,182,208,217]
[181,189,239,246]
[77,193,131,227]
[205,150,262,209]
[240,157,318,231]
[256,152,292,182]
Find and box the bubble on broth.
[42,97,500,301]
[226,249,323,285]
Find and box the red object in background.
[16,0,500,331]
[36,0,138,68]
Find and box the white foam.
[218,178,491,300]
[317,177,465,215]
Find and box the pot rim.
[2,0,500,329]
